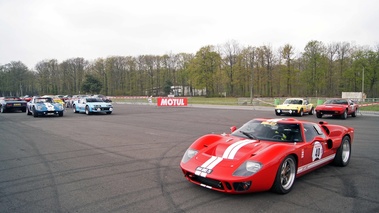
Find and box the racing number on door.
[312,141,323,161]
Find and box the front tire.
[316,112,322,118]
[299,109,304,117]
[341,110,348,119]
[85,106,91,115]
[272,155,296,194]
[32,107,38,117]
[333,136,351,166]
[0,106,5,113]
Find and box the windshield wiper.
[240,131,257,139]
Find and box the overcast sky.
[1,0,378,69]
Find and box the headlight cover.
[233,161,262,177]
[181,148,198,163]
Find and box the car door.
[347,100,356,114]
[297,123,330,174]
[77,98,86,111]
[303,100,312,113]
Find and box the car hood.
[276,104,301,109]
[88,102,112,106]
[201,137,280,161]
[317,104,346,108]
[35,102,62,109]
[3,100,27,104]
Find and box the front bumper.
[316,109,344,115]
[276,109,300,115]
[90,107,113,113]
[182,170,253,193]
[35,110,63,116]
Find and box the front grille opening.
[225,182,232,190]
[233,181,252,192]
[189,174,224,190]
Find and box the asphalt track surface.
[0,103,378,213]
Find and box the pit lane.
[0,104,378,213]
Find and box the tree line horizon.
[1,40,378,98]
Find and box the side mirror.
[313,136,324,142]
[313,136,333,149]
[230,126,237,133]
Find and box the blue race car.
[73,97,113,115]
[26,96,64,117]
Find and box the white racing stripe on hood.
[44,103,55,109]
[222,139,255,159]
[195,156,223,177]
[195,139,255,177]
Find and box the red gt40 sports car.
[180,118,354,194]
[315,98,359,119]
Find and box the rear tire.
[73,105,78,113]
[333,136,351,166]
[316,112,322,118]
[352,109,357,117]
[0,106,5,113]
[26,107,32,115]
[272,155,296,194]
[308,107,314,115]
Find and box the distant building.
[170,86,206,96]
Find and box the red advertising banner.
[157,97,188,107]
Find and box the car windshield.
[36,98,52,103]
[86,98,104,102]
[324,99,348,105]
[5,97,21,101]
[231,120,303,142]
[283,99,302,105]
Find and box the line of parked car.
[0,94,113,117]
[274,98,359,119]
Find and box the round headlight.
[233,161,262,177]
[181,148,198,163]
[246,161,262,173]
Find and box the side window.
[303,123,322,142]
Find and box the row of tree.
[1,40,378,98]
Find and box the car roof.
[285,98,306,100]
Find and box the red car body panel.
[315,98,358,118]
[180,118,354,194]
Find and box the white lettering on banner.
[160,98,185,106]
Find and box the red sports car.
[180,118,354,194]
[315,98,359,119]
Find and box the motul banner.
[157,97,188,107]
